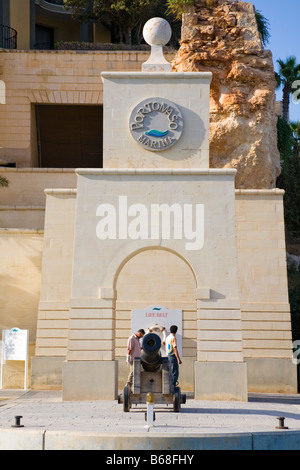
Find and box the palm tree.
[277,56,300,123]
[290,121,300,158]
[0,175,8,187]
[255,9,271,48]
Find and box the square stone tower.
[62,18,248,401]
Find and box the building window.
[35,24,54,50]
[36,105,103,168]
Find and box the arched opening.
[115,248,197,391]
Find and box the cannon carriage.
[118,332,186,412]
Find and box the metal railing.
[34,42,53,50]
[41,0,64,4]
[35,0,66,10]
[0,25,17,49]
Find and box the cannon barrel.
[141,333,162,372]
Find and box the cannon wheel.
[123,385,131,412]
[173,387,181,413]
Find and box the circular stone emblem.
[129,97,183,152]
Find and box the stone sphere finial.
[142,18,172,72]
[143,17,172,47]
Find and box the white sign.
[131,305,182,356]
[2,328,28,361]
[1,328,29,389]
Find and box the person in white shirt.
[165,325,182,387]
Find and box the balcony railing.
[0,25,17,49]
[45,0,64,3]
[35,0,70,13]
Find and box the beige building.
[0,13,297,399]
[0,0,110,50]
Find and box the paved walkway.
[1,390,300,449]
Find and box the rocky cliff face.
[172,0,281,189]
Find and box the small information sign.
[131,305,182,357]
[1,328,29,389]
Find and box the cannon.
[118,332,186,412]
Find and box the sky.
[252,0,300,122]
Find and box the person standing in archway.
[166,325,182,388]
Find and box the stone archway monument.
[61,18,248,401]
